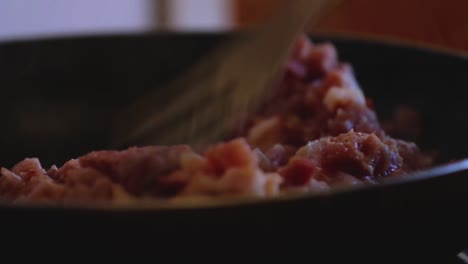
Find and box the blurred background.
[0,0,467,52]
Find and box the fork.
[111,0,341,150]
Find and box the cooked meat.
[243,39,383,152]
[0,35,432,204]
[78,145,192,196]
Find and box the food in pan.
[0,36,433,204]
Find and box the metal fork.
[382,159,468,185]
[112,0,341,150]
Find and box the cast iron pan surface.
[0,33,467,263]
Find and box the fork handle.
[457,250,468,263]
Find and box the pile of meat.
[0,36,432,204]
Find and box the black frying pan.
[0,33,468,263]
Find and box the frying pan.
[0,33,468,263]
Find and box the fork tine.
[112,0,342,149]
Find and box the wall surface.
[235,0,468,52]
[165,0,233,31]
[0,0,234,41]
[0,0,156,41]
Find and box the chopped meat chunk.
[204,139,256,175]
[0,168,25,201]
[279,158,316,187]
[294,131,428,181]
[12,158,46,181]
[178,139,283,197]
[239,37,383,152]
[79,145,192,196]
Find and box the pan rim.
[0,30,467,60]
[0,32,466,212]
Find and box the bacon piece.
[12,158,46,181]
[176,139,283,197]
[205,139,256,175]
[295,131,425,180]
[279,158,316,187]
[0,168,25,201]
[79,145,193,196]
